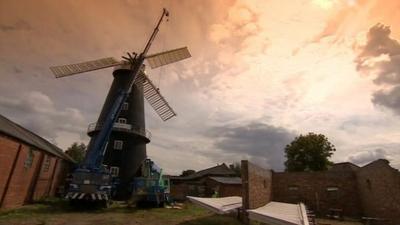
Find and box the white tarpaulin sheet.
[187,196,242,214]
[247,202,309,225]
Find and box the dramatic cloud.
[347,148,391,165]
[1,0,400,173]
[207,123,296,170]
[355,23,400,115]
[0,91,87,144]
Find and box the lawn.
[0,199,365,225]
[0,199,242,225]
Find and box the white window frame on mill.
[117,117,127,124]
[110,167,119,177]
[114,140,123,150]
[122,102,129,111]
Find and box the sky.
[1,0,400,174]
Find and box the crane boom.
[65,9,171,205]
[82,8,169,170]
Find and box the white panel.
[187,196,242,214]
[145,47,191,69]
[135,72,177,121]
[50,57,122,78]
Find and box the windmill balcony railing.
[87,122,152,140]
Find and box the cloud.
[0,91,87,144]
[206,122,296,171]
[355,23,400,115]
[372,86,400,112]
[0,20,31,32]
[347,148,391,165]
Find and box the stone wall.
[272,170,361,217]
[356,159,400,225]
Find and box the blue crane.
[50,8,191,206]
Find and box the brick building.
[239,160,400,224]
[356,159,400,225]
[0,114,74,209]
[169,163,241,200]
[205,176,242,197]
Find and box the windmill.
[50,8,191,203]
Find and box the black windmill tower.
[50,9,191,200]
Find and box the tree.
[65,142,87,163]
[284,133,335,172]
[180,169,196,177]
[229,162,241,177]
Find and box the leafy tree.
[65,142,87,163]
[284,133,335,172]
[181,169,196,177]
[229,162,241,177]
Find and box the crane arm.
[82,8,169,170]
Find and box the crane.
[50,8,191,207]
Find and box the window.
[24,149,35,169]
[326,186,339,199]
[122,102,129,110]
[288,185,299,191]
[326,186,339,192]
[42,155,51,172]
[117,118,127,124]
[114,140,123,150]
[110,167,119,177]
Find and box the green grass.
[0,199,242,225]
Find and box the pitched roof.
[0,114,74,162]
[171,164,236,180]
[209,176,242,184]
[361,159,391,168]
[330,162,360,172]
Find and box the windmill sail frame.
[50,57,122,78]
[145,47,191,69]
[135,72,177,121]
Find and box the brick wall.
[32,155,58,201]
[0,135,20,202]
[220,184,242,197]
[241,160,272,210]
[49,159,69,196]
[204,178,242,197]
[170,181,188,201]
[0,135,70,209]
[272,170,361,217]
[0,138,42,208]
[356,160,400,225]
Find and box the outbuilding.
[0,114,74,209]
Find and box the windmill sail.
[50,57,122,78]
[145,47,191,69]
[135,72,176,121]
